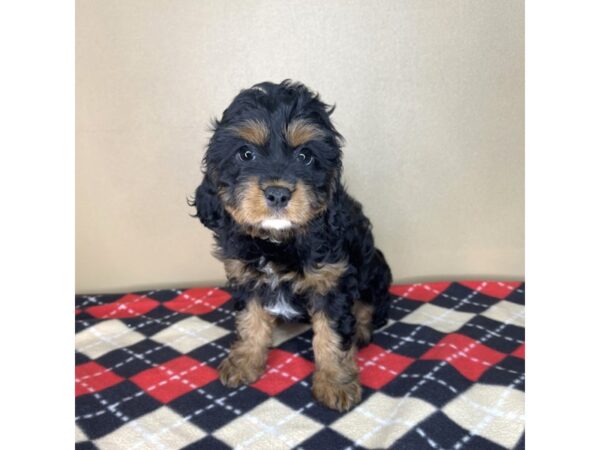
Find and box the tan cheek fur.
[223,177,270,226]
[223,178,322,229]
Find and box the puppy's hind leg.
[219,299,275,387]
[352,300,374,347]
[364,248,393,330]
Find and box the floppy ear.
[193,174,224,231]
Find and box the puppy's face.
[202,81,342,238]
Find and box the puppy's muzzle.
[264,186,292,209]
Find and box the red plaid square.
[86,294,160,319]
[389,283,451,302]
[164,288,231,315]
[459,281,521,299]
[252,349,314,396]
[421,334,506,381]
[76,362,124,397]
[130,356,218,403]
[512,344,525,359]
[358,344,414,389]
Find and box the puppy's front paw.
[218,353,265,388]
[312,374,362,412]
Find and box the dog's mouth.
[220,177,323,238]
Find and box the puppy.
[193,80,392,411]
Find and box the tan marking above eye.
[285,119,325,148]
[228,120,269,146]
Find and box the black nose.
[264,186,291,209]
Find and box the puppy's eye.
[297,149,313,166]
[237,146,255,162]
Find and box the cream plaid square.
[271,322,311,347]
[214,398,323,450]
[151,316,229,353]
[94,406,205,450]
[331,393,436,448]
[443,383,525,449]
[75,425,87,443]
[481,301,525,328]
[76,319,146,359]
[401,303,476,333]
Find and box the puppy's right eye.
[237,146,255,162]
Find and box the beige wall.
[76,0,524,294]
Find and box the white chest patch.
[260,219,292,230]
[265,291,301,320]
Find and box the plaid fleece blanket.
[75,281,525,450]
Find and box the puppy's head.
[195,80,343,240]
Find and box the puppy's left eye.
[237,146,255,162]
[297,149,313,166]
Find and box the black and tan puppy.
[193,80,392,411]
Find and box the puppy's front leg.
[219,299,275,387]
[311,309,361,411]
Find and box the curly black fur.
[193,80,392,350]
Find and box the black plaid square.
[96,339,182,379]
[457,315,524,354]
[170,382,270,433]
[429,282,501,314]
[504,283,525,305]
[381,360,473,407]
[479,355,525,390]
[375,321,446,359]
[76,380,163,440]
[396,410,509,450]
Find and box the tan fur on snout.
[222,177,271,226]
[221,177,324,233]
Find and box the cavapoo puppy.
[193,80,392,411]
